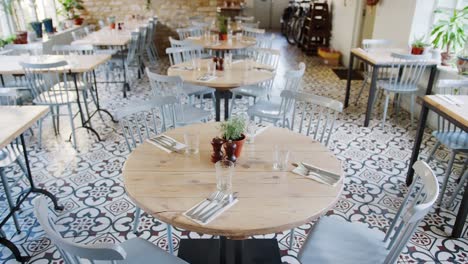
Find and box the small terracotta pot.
[219,33,228,41]
[14,31,28,44]
[411,47,424,55]
[441,52,452,66]
[74,17,84,25]
[233,134,246,159]
[110,22,116,29]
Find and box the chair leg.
[38,119,43,149]
[0,168,20,232]
[50,106,57,136]
[438,151,456,206]
[447,169,468,208]
[289,228,295,249]
[67,104,77,149]
[133,207,141,234]
[381,92,390,129]
[426,141,441,163]
[56,106,60,133]
[167,224,174,254]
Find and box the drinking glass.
[184,132,199,154]
[236,32,243,41]
[215,160,235,194]
[224,53,233,69]
[245,121,257,144]
[207,61,217,77]
[192,58,201,71]
[273,145,290,171]
[212,34,219,45]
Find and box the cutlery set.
[184,192,238,225]
[197,74,216,82]
[147,134,185,153]
[292,162,340,186]
[171,66,194,71]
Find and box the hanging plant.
[367,0,379,6]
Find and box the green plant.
[219,117,246,141]
[217,15,228,34]
[431,6,468,54]
[0,35,16,48]
[57,0,84,19]
[411,36,429,48]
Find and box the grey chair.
[298,160,439,264]
[234,16,255,22]
[4,43,43,55]
[34,196,188,263]
[145,19,158,64]
[247,62,306,125]
[241,27,265,39]
[71,28,88,41]
[21,61,79,149]
[165,46,215,108]
[176,27,203,40]
[168,37,194,48]
[230,48,280,115]
[425,79,468,207]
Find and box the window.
[430,0,468,52]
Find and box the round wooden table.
[123,123,344,263]
[167,59,274,122]
[187,36,256,52]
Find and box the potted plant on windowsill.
[218,15,228,41]
[30,21,43,38]
[219,117,246,159]
[43,18,54,33]
[58,0,85,27]
[431,6,467,66]
[410,36,429,55]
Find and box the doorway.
[253,0,289,30]
[358,2,377,45]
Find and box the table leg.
[406,102,429,186]
[91,70,118,123]
[0,74,4,87]
[122,47,130,98]
[0,236,29,263]
[425,65,438,95]
[452,183,468,238]
[220,236,227,264]
[344,53,354,108]
[364,65,380,127]
[224,91,230,121]
[215,90,222,122]
[234,240,244,264]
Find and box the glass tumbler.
[184,132,199,154]
[215,160,235,194]
[273,145,290,171]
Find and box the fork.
[186,191,223,218]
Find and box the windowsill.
[437,64,467,79]
[30,25,83,44]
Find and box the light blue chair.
[298,160,439,264]
[34,196,188,264]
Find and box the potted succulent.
[218,15,228,41]
[410,36,429,55]
[431,6,467,65]
[58,0,85,26]
[43,18,54,33]
[30,21,43,38]
[219,117,246,158]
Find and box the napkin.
[183,197,238,225]
[147,134,186,153]
[292,162,341,186]
[171,66,194,71]
[197,75,217,82]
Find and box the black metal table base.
[215,90,231,122]
[178,238,282,264]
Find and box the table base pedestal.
[178,238,282,264]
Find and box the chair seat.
[33,90,77,105]
[432,131,468,150]
[176,105,211,125]
[0,144,22,168]
[247,100,282,120]
[183,83,214,96]
[231,85,267,98]
[299,216,389,264]
[52,81,89,91]
[378,81,418,93]
[95,238,188,264]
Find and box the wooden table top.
[167,59,274,90]
[424,95,468,131]
[123,123,344,238]
[187,36,255,51]
[0,54,111,74]
[0,106,49,149]
[351,48,438,66]
[72,27,139,46]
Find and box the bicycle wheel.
[293,17,305,44]
[286,18,297,45]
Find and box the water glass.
[204,31,211,40]
[273,145,290,171]
[215,160,235,194]
[184,132,199,154]
[245,121,257,144]
[212,34,219,45]
[224,53,233,69]
[236,32,243,41]
[192,58,201,71]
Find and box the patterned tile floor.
[0,36,467,264]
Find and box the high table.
[0,54,116,141]
[0,106,63,262]
[344,48,438,127]
[167,59,274,121]
[407,95,468,238]
[123,122,344,264]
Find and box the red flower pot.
[110,22,116,29]
[219,33,228,41]
[411,47,424,55]
[233,134,246,159]
[14,31,28,44]
[74,17,84,25]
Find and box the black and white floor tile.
[0,37,467,263]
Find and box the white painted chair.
[257,34,276,49]
[355,39,392,105]
[71,28,88,41]
[247,62,306,125]
[241,27,265,39]
[165,46,215,108]
[191,20,211,31]
[33,196,188,263]
[21,61,79,149]
[242,21,260,28]
[4,43,43,55]
[425,79,468,207]
[176,27,203,40]
[168,37,194,48]
[298,160,439,264]
[230,48,281,114]
[145,19,158,63]
[378,53,430,128]
[234,16,255,22]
